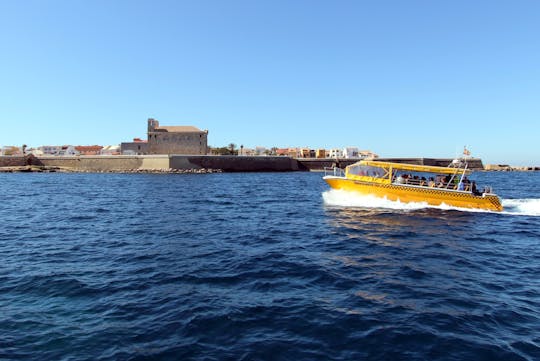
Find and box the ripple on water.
[0,172,539,360]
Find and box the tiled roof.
[75,145,104,151]
[155,126,203,133]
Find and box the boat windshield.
[348,164,387,178]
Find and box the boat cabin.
[344,160,484,192]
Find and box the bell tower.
[147,118,159,133]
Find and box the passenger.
[471,181,482,196]
[428,177,435,187]
[458,181,465,191]
[420,176,427,186]
[462,176,470,191]
[436,176,445,188]
[396,174,405,184]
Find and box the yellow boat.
[323,159,503,212]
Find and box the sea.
[0,171,539,361]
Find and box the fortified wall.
[30,155,169,171]
[0,155,485,172]
[0,156,28,167]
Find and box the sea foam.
[322,189,540,216]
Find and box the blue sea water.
[0,171,539,360]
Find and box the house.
[101,145,120,155]
[75,145,103,156]
[39,145,62,155]
[316,149,327,158]
[1,146,21,156]
[359,150,378,159]
[300,148,316,158]
[121,138,148,155]
[328,149,341,158]
[343,147,360,158]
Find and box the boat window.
[348,165,387,178]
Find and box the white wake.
[322,189,540,216]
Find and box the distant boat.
[323,159,503,212]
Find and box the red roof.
[75,145,103,151]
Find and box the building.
[37,145,78,156]
[147,118,208,155]
[328,148,341,158]
[1,146,21,156]
[121,138,148,155]
[359,150,378,159]
[39,145,62,155]
[315,149,327,158]
[342,147,360,158]
[101,145,121,155]
[75,145,103,155]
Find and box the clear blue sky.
[1,0,539,165]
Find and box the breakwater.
[0,155,485,172]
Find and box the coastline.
[0,155,537,173]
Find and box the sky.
[0,0,539,165]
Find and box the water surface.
[1,171,539,360]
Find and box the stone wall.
[170,155,299,172]
[34,155,168,171]
[2,155,484,172]
[0,156,27,167]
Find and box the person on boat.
[461,176,470,191]
[471,181,482,196]
[428,177,435,187]
[396,174,405,184]
[436,175,445,188]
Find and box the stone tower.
[147,118,159,136]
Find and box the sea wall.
[0,155,486,172]
[32,155,169,171]
[0,156,27,167]
[170,155,299,172]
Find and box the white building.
[329,148,342,158]
[39,145,78,156]
[101,145,120,155]
[342,147,360,158]
[359,150,378,159]
[39,145,62,155]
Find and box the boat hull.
[324,176,503,212]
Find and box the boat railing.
[324,167,345,177]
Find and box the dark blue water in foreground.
[1,171,539,360]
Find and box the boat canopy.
[353,160,473,175]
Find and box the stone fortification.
[147,118,208,155]
[32,155,169,172]
[0,156,27,167]
[1,155,487,173]
[170,155,299,172]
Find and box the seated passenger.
[428,177,435,187]
[471,181,482,196]
[396,174,405,184]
